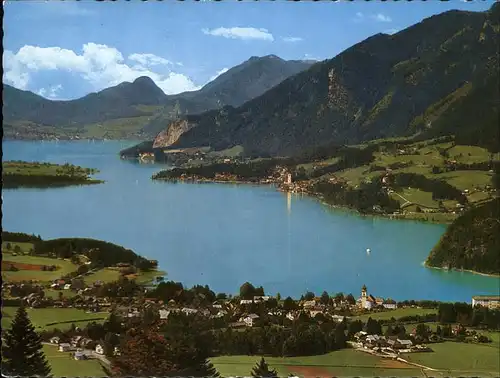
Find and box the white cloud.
[282,36,303,43]
[384,28,399,35]
[3,43,200,95]
[128,53,176,67]
[303,54,322,62]
[371,13,392,23]
[354,12,392,23]
[202,27,274,41]
[209,68,229,82]
[37,84,63,99]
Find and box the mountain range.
[2,55,313,140]
[4,4,499,157]
[157,3,499,157]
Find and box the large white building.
[358,285,376,310]
[358,285,397,310]
[472,295,500,309]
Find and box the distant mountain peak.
[133,76,157,86]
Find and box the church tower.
[361,285,367,308]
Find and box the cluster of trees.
[427,198,500,274]
[435,160,500,173]
[154,158,291,182]
[396,300,440,309]
[239,282,266,300]
[438,302,500,329]
[211,322,348,357]
[2,172,100,189]
[311,178,400,214]
[146,281,221,306]
[308,146,376,179]
[392,172,468,204]
[8,283,45,298]
[2,231,42,243]
[93,276,143,298]
[378,313,438,325]
[33,237,157,271]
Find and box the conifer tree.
[2,306,52,376]
[250,357,278,378]
[182,359,220,377]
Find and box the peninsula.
[2,161,104,189]
[152,136,499,225]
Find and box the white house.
[472,295,500,309]
[63,284,72,290]
[240,299,253,305]
[286,312,297,321]
[331,315,346,323]
[211,310,227,319]
[50,336,60,344]
[74,351,86,360]
[303,300,317,309]
[181,307,198,315]
[95,344,104,355]
[382,300,397,310]
[254,296,270,302]
[58,343,71,352]
[241,314,259,327]
[159,309,170,319]
[358,285,376,310]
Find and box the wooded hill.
[426,198,500,275]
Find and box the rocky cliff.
[152,119,197,149]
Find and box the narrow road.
[392,191,411,207]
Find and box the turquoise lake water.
[2,140,499,301]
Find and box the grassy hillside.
[2,161,103,188]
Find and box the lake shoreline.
[5,140,498,302]
[423,262,500,279]
[2,180,104,190]
[153,176,454,225]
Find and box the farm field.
[80,116,153,139]
[211,350,424,377]
[403,342,500,376]
[83,267,166,285]
[2,253,78,283]
[311,139,497,223]
[44,289,79,299]
[2,241,35,254]
[83,267,122,284]
[43,345,107,377]
[351,307,438,322]
[1,307,109,331]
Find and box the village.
[4,273,499,366]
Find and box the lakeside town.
[3,256,500,375]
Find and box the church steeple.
[361,285,367,298]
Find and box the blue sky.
[3,0,493,100]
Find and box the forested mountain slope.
[165,4,499,157]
